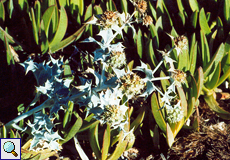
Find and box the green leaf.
[196,67,204,100]
[78,120,100,133]
[1,125,7,138]
[60,115,82,144]
[70,0,84,16]
[166,123,174,148]
[4,35,14,65]
[147,39,158,68]
[10,129,15,138]
[34,1,41,29]
[177,86,187,117]
[127,60,134,71]
[0,27,14,43]
[89,124,101,160]
[217,66,230,87]
[151,93,166,133]
[190,11,198,29]
[203,43,225,78]
[42,5,56,37]
[189,42,198,75]
[137,29,143,59]
[209,29,218,55]
[200,31,210,67]
[149,24,159,48]
[204,93,230,120]
[107,132,127,160]
[63,101,74,129]
[40,20,49,54]
[199,8,211,35]
[63,59,72,79]
[130,108,145,131]
[205,62,221,89]
[106,0,117,11]
[7,0,14,19]
[121,0,128,14]
[84,4,93,22]
[94,5,103,15]
[50,19,89,52]
[189,0,199,12]
[224,0,230,24]
[0,2,5,24]
[49,6,68,49]
[101,124,110,160]
[149,1,156,21]
[31,8,39,45]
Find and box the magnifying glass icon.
[3,141,18,157]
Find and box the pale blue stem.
[5,98,55,130]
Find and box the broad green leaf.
[209,29,217,55]
[217,66,230,87]
[127,60,134,71]
[177,86,187,117]
[1,125,7,138]
[121,0,128,14]
[224,0,230,24]
[70,0,84,16]
[7,0,13,19]
[89,124,101,160]
[147,39,158,68]
[203,43,225,78]
[130,108,145,131]
[205,62,221,89]
[199,8,211,35]
[18,0,28,11]
[166,123,174,148]
[42,5,56,37]
[31,8,39,45]
[50,19,89,52]
[155,16,163,33]
[137,29,143,58]
[101,124,110,160]
[49,6,68,49]
[189,0,199,11]
[149,24,159,48]
[60,116,82,144]
[78,120,100,133]
[107,132,127,160]
[63,59,72,79]
[187,97,195,120]
[151,93,167,133]
[200,31,210,67]
[94,5,103,15]
[84,4,93,22]
[58,0,68,7]
[204,93,230,120]
[0,2,5,24]
[40,20,49,54]
[63,101,74,128]
[189,42,198,75]
[178,40,189,71]
[10,129,15,138]
[149,1,156,21]
[4,35,14,65]
[106,0,117,11]
[0,27,14,44]
[196,67,204,100]
[190,11,198,29]
[34,1,41,29]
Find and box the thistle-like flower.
[165,101,184,123]
[136,0,148,14]
[106,50,126,69]
[167,34,188,56]
[142,15,153,26]
[171,69,186,87]
[119,72,146,98]
[96,89,128,129]
[97,11,119,29]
